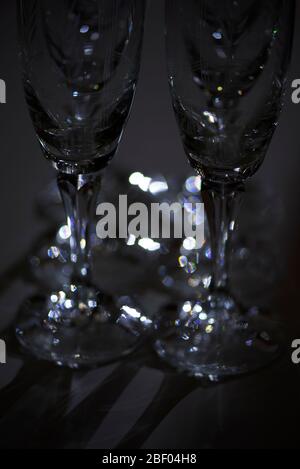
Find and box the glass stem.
[202,181,244,292]
[57,171,102,287]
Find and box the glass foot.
[154,292,284,381]
[15,288,150,369]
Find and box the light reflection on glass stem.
[202,181,244,292]
[57,170,102,287]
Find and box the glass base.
[15,289,149,369]
[154,292,284,381]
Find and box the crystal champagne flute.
[16,0,147,368]
[154,0,295,380]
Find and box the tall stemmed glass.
[154,0,294,380]
[16,0,147,368]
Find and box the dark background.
[1,0,300,449]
